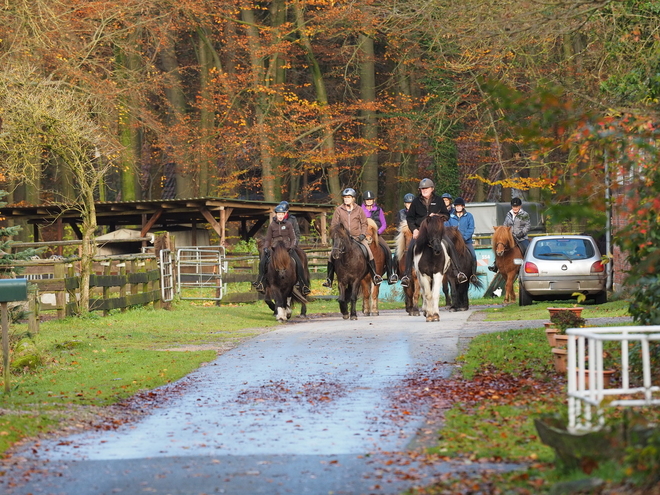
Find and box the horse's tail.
[470,272,484,290]
[395,223,410,258]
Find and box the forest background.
[0,0,658,243]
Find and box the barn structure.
[0,197,335,251]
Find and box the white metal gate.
[159,249,175,302]
[176,246,227,301]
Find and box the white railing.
[567,326,660,432]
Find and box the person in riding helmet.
[360,191,398,284]
[400,178,450,287]
[360,191,387,235]
[276,201,301,243]
[398,193,415,225]
[323,188,384,288]
[488,197,531,273]
[453,197,476,262]
[253,204,311,295]
[441,193,455,217]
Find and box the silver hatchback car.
[518,235,607,306]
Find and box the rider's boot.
[322,261,334,288]
[368,259,383,286]
[488,262,498,273]
[386,253,398,284]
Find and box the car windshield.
[533,239,595,260]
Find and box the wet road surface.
[3,309,531,495]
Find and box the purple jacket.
[361,203,387,234]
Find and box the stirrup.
[388,273,399,284]
[457,272,468,284]
[373,274,383,286]
[301,285,311,296]
[400,275,410,288]
[253,282,265,293]
[322,278,332,288]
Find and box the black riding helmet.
[363,190,376,200]
[454,197,465,206]
[511,197,522,206]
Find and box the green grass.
[459,327,555,380]
[480,299,630,321]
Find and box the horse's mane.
[417,214,446,247]
[366,218,378,243]
[270,242,291,271]
[492,225,514,248]
[330,221,350,240]
[395,223,411,258]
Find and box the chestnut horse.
[395,223,421,316]
[361,219,386,316]
[330,222,369,320]
[264,243,308,322]
[491,226,523,304]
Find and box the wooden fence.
[13,254,161,329]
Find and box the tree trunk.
[359,34,378,196]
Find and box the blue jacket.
[455,211,475,244]
[444,214,459,228]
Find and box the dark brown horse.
[395,223,421,316]
[413,216,480,321]
[264,243,308,322]
[442,226,482,311]
[361,219,385,316]
[492,225,522,304]
[330,222,369,320]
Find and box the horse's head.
[419,215,446,255]
[330,223,349,260]
[492,226,514,257]
[366,218,379,244]
[270,242,292,274]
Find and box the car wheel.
[594,291,607,305]
[519,283,533,306]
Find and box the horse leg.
[371,284,379,316]
[428,272,442,322]
[338,284,349,319]
[442,274,452,308]
[418,274,433,319]
[299,302,307,318]
[349,284,358,320]
[361,278,371,316]
[505,272,516,303]
[286,296,293,320]
[412,275,421,316]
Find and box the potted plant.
[547,293,586,319]
[550,309,586,373]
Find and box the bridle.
[495,240,511,256]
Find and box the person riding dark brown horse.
[253,204,310,296]
[323,188,383,289]
[329,221,369,320]
[265,242,308,322]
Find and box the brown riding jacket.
[264,219,296,250]
[330,204,368,237]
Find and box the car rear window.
[533,239,595,260]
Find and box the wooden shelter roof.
[0,197,335,245]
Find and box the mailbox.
[0,278,28,303]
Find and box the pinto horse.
[361,219,386,316]
[330,222,369,320]
[264,243,308,322]
[395,223,421,316]
[413,215,479,321]
[491,226,523,304]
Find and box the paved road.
[4,309,627,495]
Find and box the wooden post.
[320,213,327,246]
[28,286,39,334]
[119,263,127,313]
[102,262,111,317]
[2,302,9,394]
[54,263,67,319]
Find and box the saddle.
[352,237,370,260]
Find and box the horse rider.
[453,197,476,262]
[398,193,415,225]
[361,190,398,285]
[360,191,387,235]
[277,201,301,242]
[441,193,455,217]
[399,178,450,287]
[323,188,384,288]
[488,197,531,273]
[253,204,311,296]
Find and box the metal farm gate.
[176,246,227,301]
[159,249,175,302]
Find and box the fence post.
[151,259,162,309]
[27,284,39,334]
[118,262,127,313]
[54,263,67,319]
[102,262,111,317]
